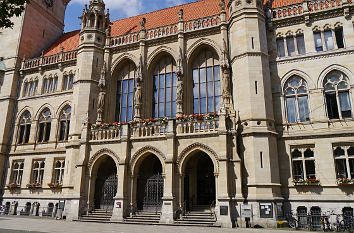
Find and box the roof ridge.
[110,0,203,24]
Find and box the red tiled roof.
[44,0,224,56]
[264,0,303,8]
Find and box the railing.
[110,32,140,47]
[131,124,168,138]
[271,0,351,19]
[176,119,219,134]
[90,127,123,141]
[146,24,179,40]
[184,15,221,32]
[22,50,78,70]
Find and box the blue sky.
[64,0,198,32]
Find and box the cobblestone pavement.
[0,216,312,233]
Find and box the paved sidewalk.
[0,216,311,233]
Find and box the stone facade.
[0,0,353,228]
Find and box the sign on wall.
[241,204,252,218]
[259,202,273,218]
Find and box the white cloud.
[70,0,143,17]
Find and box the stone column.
[160,162,174,224]
[111,164,127,221]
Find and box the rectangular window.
[334,145,354,180]
[276,39,285,57]
[63,76,68,90]
[296,35,306,55]
[335,27,345,49]
[286,37,296,56]
[53,159,65,185]
[291,147,316,181]
[314,32,323,52]
[298,96,310,122]
[324,30,334,50]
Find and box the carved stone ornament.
[176,48,184,116]
[134,55,144,119]
[140,17,146,31]
[220,39,231,107]
[96,62,107,123]
[219,0,226,11]
[178,9,184,21]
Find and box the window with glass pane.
[43,77,57,94]
[11,161,24,184]
[38,109,51,143]
[115,62,136,122]
[286,37,296,56]
[23,82,29,97]
[53,160,65,185]
[314,32,323,52]
[333,146,354,179]
[291,147,316,180]
[18,111,31,144]
[324,71,352,119]
[296,35,306,55]
[59,106,71,141]
[192,49,221,114]
[284,76,310,123]
[152,55,177,118]
[324,30,334,50]
[276,38,285,57]
[63,74,74,91]
[32,161,45,184]
[335,27,345,49]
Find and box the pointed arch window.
[38,109,51,143]
[63,73,74,91]
[284,76,310,123]
[324,71,352,119]
[192,49,221,114]
[333,145,354,179]
[153,55,177,118]
[115,62,136,122]
[42,76,58,94]
[59,106,71,141]
[18,111,31,144]
[23,80,38,97]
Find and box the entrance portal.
[94,156,117,210]
[136,154,163,211]
[184,152,215,210]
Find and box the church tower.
[228,0,282,223]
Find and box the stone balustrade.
[184,15,221,32]
[110,32,140,47]
[22,50,78,70]
[88,118,222,142]
[176,119,219,134]
[90,127,123,141]
[146,24,179,40]
[271,0,351,19]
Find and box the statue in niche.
[96,62,106,123]
[134,55,144,119]
[140,17,146,31]
[220,39,231,104]
[176,48,184,115]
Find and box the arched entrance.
[136,154,164,211]
[183,152,215,211]
[94,156,118,210]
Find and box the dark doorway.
[184,152,215,209]
[136,154,163,211]
[94,156,117,210]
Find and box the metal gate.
[99,173,117,210]
[143,174,163,210]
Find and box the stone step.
[126,215,160,220]
[124,218,160,224]
[182,216,215,221]
[86,212,112,216]
[76,219,111,223]
[174,221,219,227]
[185,212,213,216]
[80,217,111,221]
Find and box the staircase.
[174,206,217,227]
[124,211,161,224]
[79,209,112,223]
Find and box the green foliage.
[0,0,30,29]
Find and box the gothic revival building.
[0,0,353,228]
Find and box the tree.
[0,0,30,29]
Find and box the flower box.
[26,183,42,189]
[6,183,20,189]
[131,117,169,127]
[293,178,320,185]
[337,178,354,185]
[176,113,219,122]
[48,183,63,189]
[90,122,124,130]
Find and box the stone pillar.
[111,164,127,221]
[160,162,174,224]
[87,175,97,213]
[10,201,18,215]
